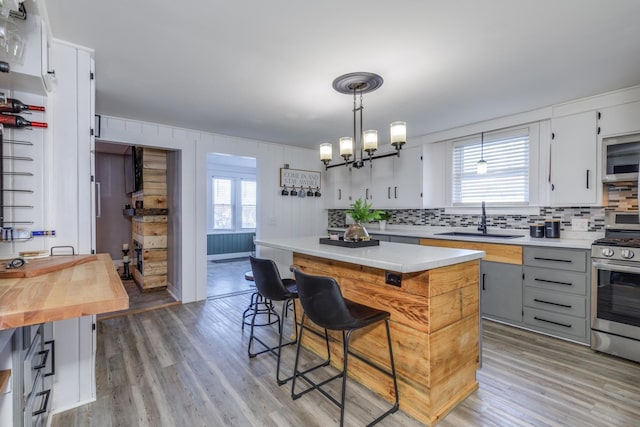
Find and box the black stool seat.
[292,268,399,427]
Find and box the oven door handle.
[593,261,640,274]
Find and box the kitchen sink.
[435,231,524,239]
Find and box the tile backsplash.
[328,184,637,232]
[328,206,606,231]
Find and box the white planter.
[379,220,387,231]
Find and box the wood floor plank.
[51,291,640,427]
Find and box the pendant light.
[319,72,407,170]
[477,132,487,175]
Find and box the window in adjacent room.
[240,180,256,229]
[451,127,530,205]
[212,177,256,231]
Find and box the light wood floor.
[97,279,179,320]
[52,293,640,427]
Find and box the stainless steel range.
[591,211,640,362]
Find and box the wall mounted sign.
[279,168,321,189]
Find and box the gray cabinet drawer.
[368,234,390,242]
[524,247,587,272]
[523,266,588,295]
[523,287,586,317]
[389,235,419,245]
[523,307,587,339]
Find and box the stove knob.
[601,247,614,257]
[621,249,635,259]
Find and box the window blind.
[452,132,529,204]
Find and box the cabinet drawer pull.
[534,278,572,286]
[533,298,572,308]
[44,340,55,377]
[533,257,572,263]
[34,348,49,370]
[32,389,51,416]
[533,316,572,328]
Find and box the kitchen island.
[255,236,485,426]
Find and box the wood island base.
[293,253,480,426]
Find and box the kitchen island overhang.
[255,237,485,426]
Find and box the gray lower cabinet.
[389,235,420,245]
[481,261,523,323]
[368,233,390,242]
[359,234,419,244]
[522,247,590,344]
[10,324,54,427]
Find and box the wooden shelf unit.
[130,147,168,292]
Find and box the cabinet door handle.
[32,389,51,416]
[533,257,571,263]
[548,144,552,182]
[95,182,101,218]
[366,188,369,200]
[534,278,572,286]
[387,186,391,199]
[481,273,486,291]
[394,186,398,199]
[338,189,342,200]
[533,298,572,309]
[586,169,590,189]
[533,316,572,328]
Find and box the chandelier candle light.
[320,72,406,169]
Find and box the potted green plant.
[344,198,385,242]
[378,211,391,231]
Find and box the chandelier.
[320,72,406,169]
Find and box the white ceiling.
[44,1,640,150]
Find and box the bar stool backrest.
[250,256,293,301]
[293,269,353,330]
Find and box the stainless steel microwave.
[602,133,640,183]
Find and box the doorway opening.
[94,141,180,317]
[207,153,257,298]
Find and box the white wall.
[98,116,326,301]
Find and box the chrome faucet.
[478,201,487,235]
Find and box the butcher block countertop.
[0,253,129,330]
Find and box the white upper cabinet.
[323,163,352,209]
[370,145,422,209]
[350,162,374,203]
[323,145,422,210]
[549,111,598,206]
[422,142,446,208]
[392,145,422,208]
[370,154,394,206]
[598,101,640,137]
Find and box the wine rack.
[0,127,35,242]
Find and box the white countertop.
[255,236,485,273]
[327,225,600,250]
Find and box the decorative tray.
[319,237,380,248]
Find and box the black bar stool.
[248,256,299,385]
[292,268,399,427]
[241,270,277,331]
